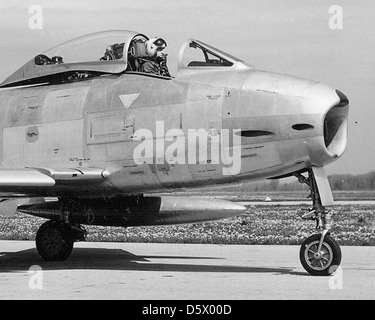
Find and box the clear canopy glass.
[1,30,148,87]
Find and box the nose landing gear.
[295,168,342,276]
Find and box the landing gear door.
[312,166,334,207]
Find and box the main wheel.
[300,233,342,276]
[36,221,74,261]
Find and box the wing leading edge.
[0,168,55,187]
[0,167,110,198]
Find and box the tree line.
[274,171,375,191]
[328,171,375,191]
[218,171,375,193]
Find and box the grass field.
[1,191,374,246]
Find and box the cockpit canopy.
[0,30,149,87]
[0,30,250,88]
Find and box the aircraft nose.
[304,84,349,167]
[240,71,349,169]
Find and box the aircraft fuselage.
[0,68,348,197]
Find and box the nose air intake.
[323,90,349,158]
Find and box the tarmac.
[0,240,374,300]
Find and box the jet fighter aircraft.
[0,30,349,276]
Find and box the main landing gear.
[35,199,86,261]
[295,168,342,276]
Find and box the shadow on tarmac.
[0,246,298,275]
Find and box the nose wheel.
[300,233,341,276]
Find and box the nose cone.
[305,85,349,166]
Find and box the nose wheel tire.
[300,233,342,276]
[36,221,74,261]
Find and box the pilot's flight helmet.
[146,38,167,58]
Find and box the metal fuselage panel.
[0,70,344,197]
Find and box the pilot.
[141,38,170,77]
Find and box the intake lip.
[304,85,349,167]
[334,90,349,108]
[324,89,349,158]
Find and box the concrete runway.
[0,241,374,300]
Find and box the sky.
[0,0,374,175]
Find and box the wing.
[0,167,110,198]
[0,168,55,188]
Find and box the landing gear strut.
[295,168,342,276]
[35,199,87,261]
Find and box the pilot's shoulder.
[142,60,160,73]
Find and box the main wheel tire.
[36,221,74,261]
[300,233,342,276]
